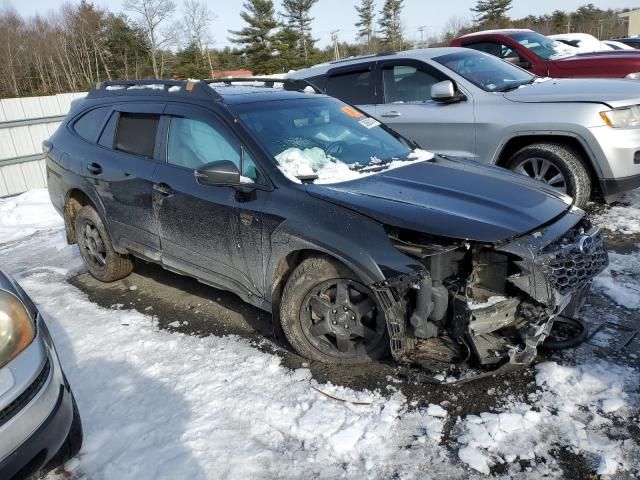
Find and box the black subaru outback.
[45,79,607,378]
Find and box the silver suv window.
[382,65,440,103]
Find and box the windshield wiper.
[495,78,535,93]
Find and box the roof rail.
[205,77,322,94]
[327,51,397,65]
[87,79,223,101]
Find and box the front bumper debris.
[371,217,609,384]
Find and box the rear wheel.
[75,205,133,282]
[506,143,592,208]
[280,256,388,364]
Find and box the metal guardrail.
[0,93,85,197]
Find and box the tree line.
[0,0,633,99]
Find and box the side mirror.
[194,160,241,186]
[431,80,465,104]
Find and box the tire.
[75,205,133,282]
[280,255,388,364]
[43,395,83,474]
[506,143,592,208]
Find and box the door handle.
[153,183,175,196]
[87,162,102,175]
[381,111,401,118]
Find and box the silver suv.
[290,47,640,207]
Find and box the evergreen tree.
[355,0,375,54]
[378,0,403,51]
[173,41,210,78]
[550,10,568,32]
[105,15,153,80]
[272,22,302,71]
[228,0,278,74]
[470,0,513,26]
[281,0,318,62]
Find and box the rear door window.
[73,107,110,143]
[326,68,376,105]
[114,113,160,158]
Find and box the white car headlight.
[625,72,640,80]
[0,290,36,368]
[600,106,640,128]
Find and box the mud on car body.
[44,79,608,379]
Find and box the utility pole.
[330,30,340,61]
[565,18,572,33]
[597,19,606,40]
[417,26,426,47]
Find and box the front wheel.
[280,256,388,364]
[506,143,592,208]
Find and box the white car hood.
[503,78,640,109]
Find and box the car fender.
[264,213,424,297]
[490,129,605,178]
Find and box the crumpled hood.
[504,78,640,109]
[306,157,572,243]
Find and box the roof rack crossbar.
[87,79,223,101]
[205,77,322,94]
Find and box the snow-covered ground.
[0,188,639,479]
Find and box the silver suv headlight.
[600,106,640,128]
[0,290,36,368]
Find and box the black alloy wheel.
[300,278,386,359]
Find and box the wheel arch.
[63,187,105,244]
[494,133,602,198]
[269,248,377,327]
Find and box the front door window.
[382,65,441,103]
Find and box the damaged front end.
[372,211,608,382]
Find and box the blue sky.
[4,0,636,47]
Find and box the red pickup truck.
[451,29,640,79]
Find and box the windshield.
[233,97,428,184]
[509,31,577,60]
[433,50,534,92]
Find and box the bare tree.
[124,0,176,78]
[182,0,215,76]
[442,16,472,42]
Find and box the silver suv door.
[375,60,476,159]
[324,63,379,116]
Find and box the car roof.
[457,29,534,39]
[288,47,468,79]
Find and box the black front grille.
[0,359,51,428]
[545,228,608,295]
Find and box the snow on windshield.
[275,147,434,184]
[548,40,578,59]
[549,34,614,53]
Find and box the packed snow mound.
[275,147,433,184]
[593,251,640,310]
[592,188,640,235]
[457,361,639,476]
[0,189,62,244]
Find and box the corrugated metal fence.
[0,92,86,197]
